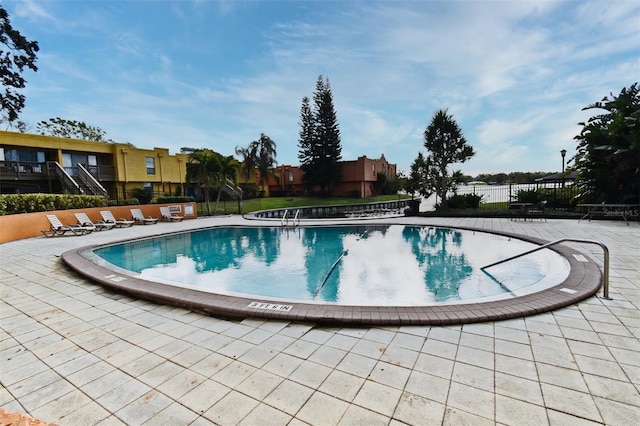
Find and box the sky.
[4,0,639,176]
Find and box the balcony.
[0,161,115,182]
[0,161,48,180]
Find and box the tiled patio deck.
[1,216,638,425]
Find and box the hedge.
[155,196,195,204]
[0,194,107,215]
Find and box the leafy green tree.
[408,152,433,198]
[212,153,240,214]
[186,149,221,216]
[235,143,257,183]
[299,75,342,195]
[251,133,277,191]
[0,6,39,123]
[36,117,112,141]
[573,83,639,203]
[422,109,474,207]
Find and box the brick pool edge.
[60,225,603,326]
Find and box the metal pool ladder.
[481,238,611,299]
[281,209,301,227]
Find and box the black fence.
[454,182,580,209]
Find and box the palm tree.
[234,144,257,184]
[213,153,240,214]
[251,133,277,193]
[186,149,221,216]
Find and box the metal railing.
[0,160,48,178]
[222,178,243,199]
[77,163,108,197]
[455,182,579,208]
[49,161,82,194]
[481,238,610,299]
[83,164,116,181]
[281,209,301,227]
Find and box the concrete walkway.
[1,216,638,425]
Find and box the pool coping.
[60,223,603,326]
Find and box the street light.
[560,149,567,189]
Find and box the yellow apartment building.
[0,130,190,201]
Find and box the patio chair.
[527,200,548,221]
[74,212,115,231]
[130,208,159,225]
[41,214,94,237]
[159,206,183,222]
[100,210,134,228]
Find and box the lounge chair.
[100,210,134,228]
[159,206,183,222]
[41,214,94,237]
[130,208,159,225]
[527,200,548,221]
[74,212,115,231]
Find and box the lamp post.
[560,149,567,189]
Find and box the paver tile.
[203,390,259,425]
[263,380,314,416]
[1,217,637,426]
[114,390,173,425]
[238,402,292,426]
[295,391,349,425]
[236,369,283,400]
[393,392,445,425]
[541,383,602,423]
[495,394,548,426]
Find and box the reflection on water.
[94,225,570,306]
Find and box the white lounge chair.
[100,210,134,228]
[159,206,183,222]
[74,212,115,231]
[41,214,94,237]
[130,208,159,225]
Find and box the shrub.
[108,198,139,206]
[515,189,542,203]
[0,194,107,215]
[155,196,195,204]
[131,187,153,204]
[238,183,259,199]
[446,193,483,209]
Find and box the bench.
[509,201,547,221]
[577,204,640,226]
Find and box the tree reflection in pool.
[94,225,570,306]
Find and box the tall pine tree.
[298,96,316,191]
[298,75,342,195]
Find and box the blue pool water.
[94,225,570,306]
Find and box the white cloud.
[8,0,639,176]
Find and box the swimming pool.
[62,222,603,325]
[92,225,569,306]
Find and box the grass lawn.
[197,195,411,215]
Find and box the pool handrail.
[281,209,301,227]
[481,238,610,299]
[280,209,289,227]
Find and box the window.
[146,157,155,174]
[88,155,97,166]
[288,171,294,182]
